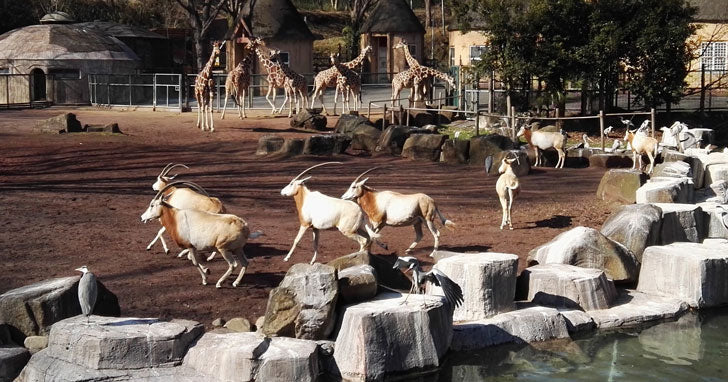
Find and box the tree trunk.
[425,0,431,29]
[194,31,206,71]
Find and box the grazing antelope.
[281,162,379,264]
[341,167,456,257]
[624,129,658,174]
[516,124,567,168]
[141,182,260,288]
[495,153,521,230]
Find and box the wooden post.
[399,105,403,125]
[650,108,656,137]
[510,106,516,135]
[599,110,605,151]
[368,101,372,119]
[383,104,387,130]
[474,102,480,136]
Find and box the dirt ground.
[0,107,614,328]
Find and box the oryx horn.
[292,162,343,181]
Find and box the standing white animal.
[624,129,658,174]
[516,124,567,168]
[341,167,456,257]
[495,153,521,230]
[281,162,379,264]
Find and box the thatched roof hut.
[689,0,728,22]
[76,21,171,70]
[360,0,425,79]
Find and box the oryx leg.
[147,226,169,254]
[507,188,515,229]
[499,196,508,230]
[311,228,320,264]
[425,218,442,257]
[405,220,424,253]
[215,248,236,288]
[232,248,249,287]
[284,225,308,262]
[187,248,208,286]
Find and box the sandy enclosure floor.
[0,107,614,327]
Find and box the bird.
[620,117,635,130]
[75,266,98,324]
[604,139,623,153]
[392,256,464,310]
[603,125,614,136]
[716,206,728,231]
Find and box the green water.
[417,309,728,381]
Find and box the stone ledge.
[587,289,688,329]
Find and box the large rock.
[0,276,120,342]
[183,332,319,382]
[337,264,377,304]
[334,114,374,137]
[0,346,30,382]
[401,134,447,161]
[34,113,82,134]
[636,177,694,204]
[705,163,728,185]
[83,123,121,134]
[469,134,516,169]
[520,264,617,311]
[350,125,381,152]
[375,125,414,155]
[527,226,640,284]
[652,203,706,244]
[44,315,203,369]
[256,134,285,155]
[587,289,688,329]
[595,169,647,204]
[302,134,350,156]
[485,150,530,177]
[327,252,412,291]
[600,203,663,261]
[440,139,470,164]
[430,252,517,321]
[333,293,452,381]
[278,138,305,156]
[588,153,634,169]
[263,263,338,340]
[290,108,327,131]
[652,161,692,179]
[637,241,728,308]
[451,304,570,351]
[698,202,728,239]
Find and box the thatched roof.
[239,0,315,41]
[75,22,166,40]
[361,0,425,34]
[40,12,75,24]
[0,24,139,61]
[689,0,728,22]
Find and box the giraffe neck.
[200,49,219,80]
[345,50,368,70]
[401,45,420,69]
[255,48,276,74]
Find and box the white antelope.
[281,162,379,264]
[624,129,658,174]
[141,182,259,288]
[147,164,225,262]
[495,153,521,230]
[516,124,567,168]
[341,167,456,257]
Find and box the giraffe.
[394,40,455,104]
[252,38,288,115]
[270,49,308,117]
[194,40,224,132]
[391,68,418,107]
[331,53,362,114]
[221,42,254,120]
[310,45,372,115]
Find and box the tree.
[174,0,227,70]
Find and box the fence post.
[398,105,403,125]
[510,106,516,134]
[475,102,480,136]
[599,110,605,151]
[406,106,411,126]
[650,108,656,137]
[383,104,387,130]
[153,74,157,111]
[368,101,372,119]
[106,75,110,106]
[129,75,132,106]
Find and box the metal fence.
[89,74,183,110]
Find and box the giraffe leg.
[265,86,276,114]
[221,90,229,120]
[208,88,215,132]
[240,88,246,119]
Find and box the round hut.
[360,0,425,81]
[75,21,170,71]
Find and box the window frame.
[469,45,487,63]
[700,41,727,72]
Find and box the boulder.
[23,336,48,354]
[698,202,728,239]
[256,134,285,155]
[652,161,692,179]
[278,138,305,157]
[413,112,438,127]
[184,332,319,382]
[255,316,265,332]
[688,128,715,146]
[44,316,203,369]
[558,309,596,334]
[401,134,447,161]
[0,324,13,346]
[83,123,121,133]
[652,203,706,244]
[439,106,459,121]
[705,163,728,185]
[440,139,470,164]
[706,181,728,203]
[375,125,414,155]
[0,346,30,382]
[469,134,516,168]
[567,148,603,168]
[587,289,688,329]
[302,134,350,156]
[484,150,530,177]
[637,241,728,308]
[635,177,694,204]
[588,153,634,169]
[224,317,252,332]
[662,149,688,163]
[327,250,369,271]
[520,264,617,311]
[600,203,663,261]
[337,264,377,304]
[334,114,374,137]
[350,125,381,152]
[527,226,640,284]
[34,113,82,134]
[333,292,452,381]
[0,276,120,342]
[263,263,338,340]
[327,252,411,291]
[596,169,647,204]
[291,108,327,131]
[430,252,518,321]
[451,304,570,351]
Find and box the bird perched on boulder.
[75,265,97,323]
[393,256,463,310]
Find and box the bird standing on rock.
[393,256,463,310]
[75,265,97,324]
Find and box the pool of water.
[407,308,728,382]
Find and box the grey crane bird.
[75,266,97,323]
[392,256,463,310]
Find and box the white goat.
[624,129,658,174]
[141,182,259,288]
[341,167,456,257]
[495,153,521,230]
[147,163,226,262]
[516,124,566,168]
[281,162,379,264]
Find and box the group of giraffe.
[391,40,456,107]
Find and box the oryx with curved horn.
[341,167,456,257]
[281,162,379,264]
[495,152,521,230]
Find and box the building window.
[449,47,455,67]
[48,68,81,79]
[0,67,9,74]
[700,42,727,72]
[470,45,487,63]
[407,44,416,58]
[277,52,290,66]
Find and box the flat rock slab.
[706,163,728,185]
[333,292,452,381]
[587,289,688,329]
[432,252,518,321]
[46,316,203,370]
[520,264,617,311]
[596,169,646,204]
[0,346,30,382]
[451,304,570,351]
[637,241,728,308]
[652,203,706,244]
[697,202,728,239]
[652,161,692,179]
[600,203,662,262]
[558,309,596,334]
[636,177,694,204]
[183,332,319,382]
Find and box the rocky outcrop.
[401,134,447,161]
[333,292,452,381]
[337,264,377,304]
[278,138,305,156]
[440,139,470,164]
[34,113,83,134]
[588,154,633,169]
[0,346,30,382]
[224,317,252,332]
[256,134,285,155]
[653,203,706,244]
[302,134,350,156]
[699,202,728,239]
[469,134,516,169]
[375,125,415,155]
[350,125,381,152]
[636,177,694,204]
[595,169,647,204]
[83,123,121,133]
[335,114,374,137]
[431,252,518,321]
[527,226,640,284]
[600,203,662,261]
[290,108,327,130]
[485,150,530,177]
[520,264,617,311]
[587,289,688,329]
[652,161,692,179]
